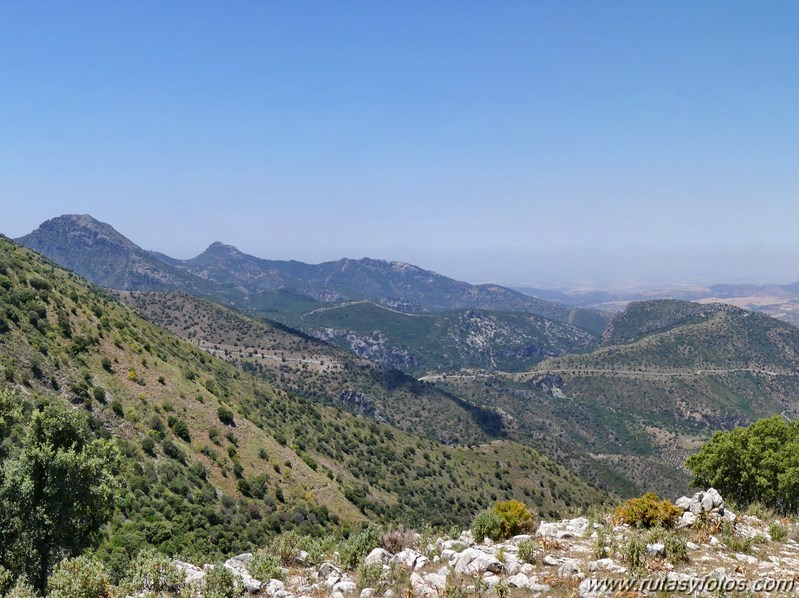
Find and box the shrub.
[472,509,503,542]
[217,406,235,426]
[92,387,106,404]
[6,577,37,598]
[380,526,416,554]
[719,521,752,553]
[663,532,688,565]
[621,534,647,572]
[170,418,191,442]
[769,521,788,542]
[356,563,384,592]
[203,564,244,597]
[517,539,536,564]
[249,551,285,582]
[270,530,303,565]
[613,492,681,528]
[120,550,184,594]
[111,400,124,418]
[48,556,112,598]
[492,500,534,538]
[339,527,380,570]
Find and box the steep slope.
[431,300,799,498]
[300,301,600,374]
[0,236,606,571]
[117,292,503,444]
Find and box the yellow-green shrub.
[613,492,681,528]
[492,500,534,538]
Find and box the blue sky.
[2,1,798,286]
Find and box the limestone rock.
[364,548,392,567]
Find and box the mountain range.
[16,213,799,501]
[19,215,606,332]
[0,234,605,571]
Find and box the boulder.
[391,549,423,569]
[223,554,262,593]
[675,496,692,510]
[332,580,358,595]
[507,573,531,588]
[318,562,342,580]
[579,578,611,598]
[452,548,503,575]
[646,543,665,558]
[511,534,534,544]
[422,573,448,591]
[538,517,590,539]
[678,511,697,528]
[558,559,584,580]
[364,548,392,567]
[175,560,206,586]
[265,579,285,594]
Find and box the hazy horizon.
[3,2,798,287]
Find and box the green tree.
[0,402,120,594]
[686,415,799,513]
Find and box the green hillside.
[299,300,600,375]
[434,300,799,498]
[0,236,606,575]
[118,291,503,445]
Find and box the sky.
[1,1,798,287]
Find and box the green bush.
[48,556,112,598]
[686,416,799,513]
[217,407,235,426]
[248,551,285,582]
[169,418,191,442]
[517,539,536,564]
[356,563,384,592]
[492,500,534,538]
[203,564,244,598]
[769,521,788,542]
[119,550,184,595]
[613,492,681,528]
[5,576,37,598]
[269,530,303,565]
[662,532,688,564]
[472,509,503,541]
[339,527,380,570]
[621,534,647,572]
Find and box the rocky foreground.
[169,490,799,597]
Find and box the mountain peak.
[201,241,246,258]
[19,214,139,251]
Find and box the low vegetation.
[613,492,682,528]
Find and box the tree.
[0,401,120,594]
[686,415,799,513]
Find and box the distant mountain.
[519,281,799,329]
[17,215,608,376]
[16,215,232,298]
[300,300,600,375]
[176,241,604,327]
[433,300,799,497]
